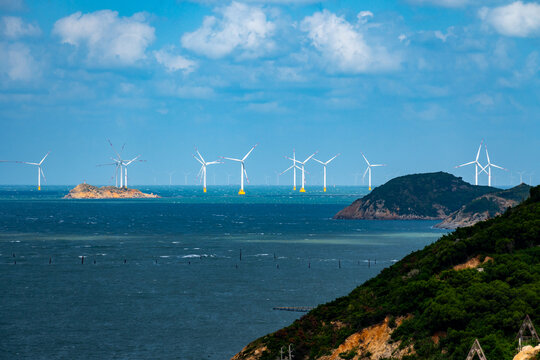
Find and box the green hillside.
[236,186,540,360]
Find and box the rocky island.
[232,186,540,360]
[63,183,160,199]
[334,172,496,220]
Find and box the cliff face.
[63,183,159,199]
[436,184,531,229]
[233,186,540,360]
[334,172,496,220]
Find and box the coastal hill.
[436,183,532,229]
[334,172,496,220]
[232,186,540,360]
[63,183,159,199]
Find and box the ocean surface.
[0,185,448,359]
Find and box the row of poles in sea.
[6,250,382,268]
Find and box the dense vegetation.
[461,184,531,217]
[241,186,540,360]
[335,172,497,219]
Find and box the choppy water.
[0,186,448,359]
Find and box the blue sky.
[0,0,538,187]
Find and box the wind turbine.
[0,152,50,190]
[455,141,484,185]
[361,152,385,191]
[281,150,298,190]
[313,153,340,192]
[482,144,507,187]
[193,148,221,193]
[288,152,316,193]
[122,155,144,188]
[183,171,190,185]
[222,144,257,195]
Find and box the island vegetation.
[234,186,540,360]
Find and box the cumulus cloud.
[181,1,276,59]
[1,16,41,38]
[406,0,470,8]
[300,10,399,73]
[154,48,197,73]
[0,42,39,81]
[53,10,155,65]
[480,1,540,37]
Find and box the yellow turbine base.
[203,188,207,193]
[38,186,41,191]
[238,189,246,195]
[323,188,326,192]
[369,186,372,191]
[293,187,296,191]
[299,188,306,193]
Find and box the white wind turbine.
[122,155,144,188]
[281,149,299,190]
[193,148,221,193]
[361,152,385,191]
[0,152,50,190]
[313,153,340,192]
[455,141,484,185]
[222,144,257,195]
[288,151,317,193]
[482,144,507,187]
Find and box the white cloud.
[53,10,155,65]
[480,1,540,37]
[181,1,276,59]
[300,10,399,73]
[0,42,39,81]
[154,48,197,73]
[406,0,470,8]
[357,11,374,24]
[182,0,324,4]
[1,16,41,38]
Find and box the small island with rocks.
[63,183,160,199]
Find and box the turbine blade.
[312,158,324,165]
[195,148,205,163]
[371,164,386,167]
[362,167,369,179]
[491,164,507,171]
[485,145,491,164]
[242,144,258,161]
[40,167,47,184]
[327,153,340,164]
[303,151,317,163]
[108,139,122,160]
[193,154,204,165]
[222,157,242,162]
[39,151,50,165]
[475,141,483,161]
[361,152,370,166]
[455,161,476,168]
[244,168,250,184]
[280,165,294,175]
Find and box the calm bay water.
[0,186,448,359]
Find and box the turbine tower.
[222,144,257,195]
[0,152,50,190]
[313,153,340,192]
[455,141,484,185]
[361,152,385,191]
[281,150,300,191]
[287,152,316,193]
[122,155,144,188]
[483,144,507,187]
[193,148,221,193]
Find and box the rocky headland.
[334,172,496,220]
[63,183,159,199]
[435,183,531,229]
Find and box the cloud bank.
[480,1,540,37]
[53,10,155,65]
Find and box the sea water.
[0,186,448,359]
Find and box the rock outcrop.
[513,345,540,360]
[64,183,159,199]
[435,184,531,229]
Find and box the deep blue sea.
[0,186,448,359]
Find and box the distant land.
[334,172,496,220]
[63,183,159,199]
[436,183,531,229]
[232,186,540,360]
